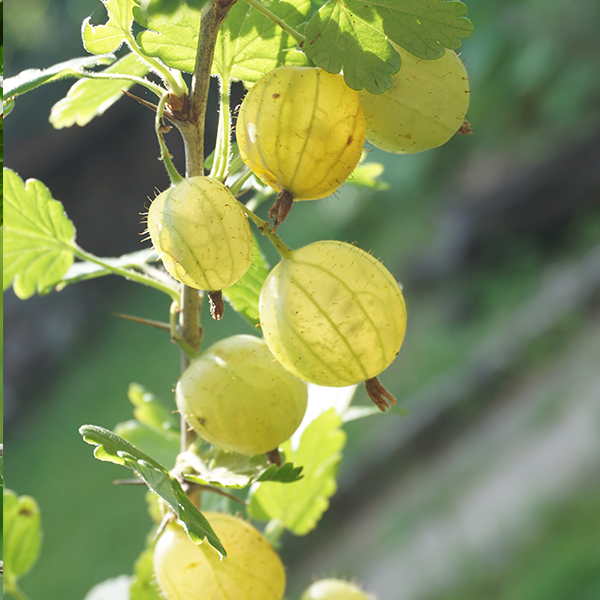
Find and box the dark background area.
[3,0,600,598]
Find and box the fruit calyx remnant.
[208,290,224,320]
[269,190,294,232]
[365,377,397,411]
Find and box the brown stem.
[364,377,397,412]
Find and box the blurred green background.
[3,0,600,599]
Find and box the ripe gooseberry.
[359,46,470,154]
[153,514,286,600]
[259,241,407,410]
[147,176,253,292]
[176,335,308,455]
[301,579,371,600]
[236,66,366,230]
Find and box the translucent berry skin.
[176,335,308,455]
[301,579,371,600]
[259,241,407,387]
[147,176,253,290]
[359,48,470,154]
[153,515,286,600]
[236,66,366,200]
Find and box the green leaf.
[3,54,116,108]
[79,424,227,556]
[347,158,389,190]
[3,169,76,299]
[178,445,302,489]
[128,382,180,432]
[304,0,473,93]
[49,53,150,129]
[222,235,269,327]
[135,3,203,73]
[130,546,163,600]
[83,0,136,54]
[248,408,346,535]
[137,0,310,81]
[113,420,180,469]
[3,488,43,583]
[213,0,310,83]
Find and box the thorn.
[112,312,171,332]
[122,89,158,113]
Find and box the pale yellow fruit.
[153,514,286,600]
[259,241,407,387]
[147,176,253,290]
[301,578,371,600]
[236,66,366,200]
[359,48,470,154]
[176,335,308,455]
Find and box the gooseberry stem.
[210,74,232,182]
[241,0,305,46]
[240,204,293,259]
[156,93,184,185]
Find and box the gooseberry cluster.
[146,54,469,600]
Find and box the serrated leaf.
[136,0,309,81]
[3,488,43,583]
[178,446,302,489]
[304,0,473,93]
[83,0,136,54]
[136,3,203,73]
[130,547,163,600]
[2,54,116,108]
[222,235,269,326]
[248,408,346,535]
[114,420,180,469]
[79,425,226,556]
[213,0,310,83]
[3,169,76,299]
[50,53,150,128]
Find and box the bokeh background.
[3,0,600,598]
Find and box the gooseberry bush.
[2,0,473,598]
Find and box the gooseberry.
[153,514,286,600]
[236,66,366,229]
[301,578,371,600]
[147,176,253,291]
[176,335,308,455]
[259,241,406,409]
[359,47,470,154]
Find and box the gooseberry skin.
[176,335,308,455]
[301,579,371,600]
[359,47,470,154]
[259,241,407,387]
[147,176,253,290]
[153,514,286,600]
[236,66,366,201]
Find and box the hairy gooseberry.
[153,514,286,600]
[359,47,470,154]
[236,66,366,229]
[301,578,371,600]
[147,176,253,291]
[176,335,308,455]
[259,241,406,409]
